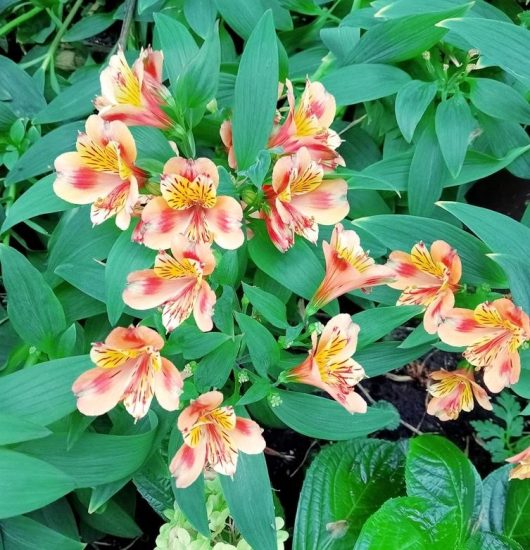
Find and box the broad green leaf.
[184,0,217,38]
[505,479,530,547]
[242,283,288,329]
[105,227,156,325]
[293,439,405,550]
[435,95,475,177]
[438,18,530,88]
[130,126,175,162]
[62,12,115,41]
[235,313,279,377]
[153,14,198,87]
[0,515,84,550]
[0,413,50,445]
[469,78,530,125]
[437,202,530,258]
[355,341,432,377]
[0,245,66,352]
[481,465,510,534]
[220,452,276,550]
[321,64,410,106]
[237,380,272,406]
[395,80,437,142]
[133,452,174,517]
[1,174,72,232]
[320,26,360,65]
[408,119,447,216]
[464,532,523,550]
[406,435,477,543]
[399,324,437,349]
[489,254,530,314]
[5,121,84,185]
[167,325,230,359]
[0,56,46,118]
[0,355,91,425]
[232,10,278,170]
[195,339,239,392]
[348,6,471,63]
[0,450,75,519]
[272,391,399,439]
[353,214,507,287]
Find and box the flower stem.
[0,6,44,38]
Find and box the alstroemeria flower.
[54,115,145,229]
[220,120,236,170]
[426,368,491,421]
[307,224,394,315]
[123,236,216,332]
[72,326,182,421]
[268,79,344,169]
[438,299,530,393]
[95,47,170,128]
[261,147,349,252]
[134,157,244,250]
[387,241,462,334]
[170,391,266,488]
[283,314,367,413]
[507,447,530,480]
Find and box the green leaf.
[437,202,530,258]
[353,214,507,287]
[0,245,66,352]
[356,341,432,377]
[1,174,73,232]
[481,465,510,534]
[242,283,288,329]
[184,0,217,38]
[133,452,174,517]
[0,355,91,425]
[0,515,84,550]
[293,439,405,550]
[63,12,115,42]
[435,94,475,177]
[505,479,530,547]
[0,449,75,519]
[232,10,278,170]
[408,118,446,216]
[348,6,471,63]
[168,325,230,359]
[235,313,279,377]
[0,413,50,445]
[463,532,523,550]
[129,126,175,162]
[437,18,530,88]
[469,78,530,125]
[320,26,360,65]
[395,80,437,142]
[0,55,46,118]
[195,339,239,392]
[105,227,156,325]
[272,390,399,439]
[220,452,277,550]
[5,121,84,185]
[237,380,272,406]
[489,254,530,313]
[406,434,478,543]
[153,14,198,87]
[321,64,410,106]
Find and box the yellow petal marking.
[154,251,201,280]
[410,243,446,279]
[162,174,217,210]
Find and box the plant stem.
[0,6,44,38]
[118,0,136,50]
[41,0,84,71]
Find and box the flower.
[220,120,236,170]
[261,147,349,252]
[507,447,530,480]
[169,391,266,488]
[268,79,344,169]
[72,325,182,421]
[123,235,217,332]
[387,240,462,334]
[283,314,367,413]
[438,299,530,393]
[307,224,394,315]
[426,368,491,421]
[53,115,145,229]
[134,157,244,250]
[95,47,170,128]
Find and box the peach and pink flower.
[134,157,244,250]
[170,391,266,488]
[268,79,344,169]
[507,447,530,480]
[123,236,216,332]
[72,326,182,421]
[438,299,530,393]
[261,147,349,252]
[220,120,236,170]
[53,115,145,230]
[95,47,170,128]
[426,368,491,421]
[283,314,367,413]
[387,241,462,334]
[306,224,394,315]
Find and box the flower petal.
[193,280,216,332]
[316,314,359,363]
[177,390,225,432]
[231,418,266,454]
[204,196,244,250]
[170,439,207,488]
[153,357,183,411]
[105,325,164,350]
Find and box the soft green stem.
[0,6,43,37]
[41,0,84,71]
[118,0,137,50]
[2,184,16,245]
